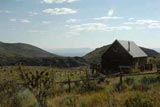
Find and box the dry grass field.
[0,66,160,107]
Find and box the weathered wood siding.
[101,41,133,74]
[133,57,147,69]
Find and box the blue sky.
[0,0,160,49]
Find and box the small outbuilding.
[101,40,148,74]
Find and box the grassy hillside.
[0,41,57,58]
[140,47,159,56]
[0,41,87,67]
[84,44,160,64]
[83,45,111,64]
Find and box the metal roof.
[117,40,148,58]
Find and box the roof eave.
[133,55,148,58]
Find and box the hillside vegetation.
[0,41,57,58]
[0,41,87,67]
[0,66,160,107]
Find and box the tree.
[18,64,54,107]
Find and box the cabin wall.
[133,57,147,69]
[101,41,133,74]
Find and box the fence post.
[120,71,123,85]
[67,75,71,93]
[85,70,90,91]
[60,83,64,93]
[119,66,123,85]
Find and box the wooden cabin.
[101,40,148,74]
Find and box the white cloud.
[42,8,76,15]
[137,20,159,25]
[9,18,16,22]
[42,0,78,4]
[124,22,136,25]
[29,12,38,16]
[148,23,160,29]
[124,19,159,25]
[107,26,132,31]
[67,23,107,31]
[0,10,11,14]
[124,19,160,29]
[42,21,51,24]
[66,19,78,23]
[94,16,123,20]
[67,23,132,31]
[21,19,31,23]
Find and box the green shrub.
[77,81,104,93]
[0,103,4,107]
[78,91,107,107]
[97,75,106,84]
[132,82,150,91]
[125,93,154,107]
[141,76,157,85]
[113,82,128,92]
[58,95,76,107]
[156,76,160,82]
[106,93,119,107]
[124,77,135,85]
[79,98,89,107]
[12,89,39,107]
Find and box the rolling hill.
[84,44,160,64]
[0,41,87,67]
[0,41,57,58]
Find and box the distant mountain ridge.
[48,48,93,57]
[154,48,160,53]
[84,44,160,64]
[0,41,57,58]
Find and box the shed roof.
[117,40,148,58]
